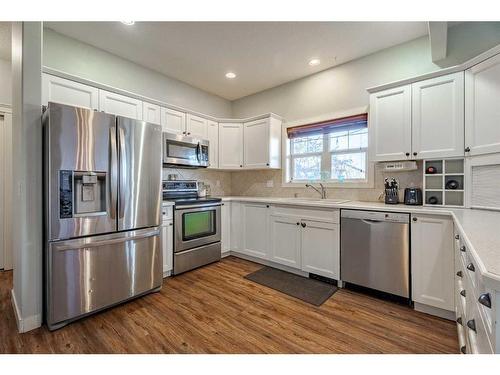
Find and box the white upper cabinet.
[465,53,500,156]
[412,72,465,159]
[160,107,186,135]
[207,120,219,169]
[301,220,339,279]
[369,85,412,161]
[186,114,208,139]
[99,90,143,120]
[243,117,281,169]
[142,102,161,125]
[42,74,99,110]
[411,214,454,311]
[219,122,244,169]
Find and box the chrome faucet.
[305,183,327,199]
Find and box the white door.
[186,114,208,139]
[269,215,301,268]
[301,220,339,279]
[412,72,465,159]
[207,121,219,169]
[99,90,143,120]
[162,220,173,276]
[160,107,186,135]
[369,85,412,161]
[241,203,269,259]
[465,53,500,156]
[221,202,231,255]
[143,102,161,125]
[244,118,269,168]
[411,214,454,311]
[42,74,99,110]
[219,123,244,169]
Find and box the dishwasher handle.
[361,219,383,224]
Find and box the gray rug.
[244,267,338,306]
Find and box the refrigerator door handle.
[52,227,160,251]
[118,125,126,219]
[109,126,118,219]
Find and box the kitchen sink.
[284,197,350,204]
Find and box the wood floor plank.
[0,256,458,353]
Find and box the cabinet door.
[219,123,244,169]
[160,107,186,135]
[221,202,231,255]
[369,85,412,161]
[162,220,173,276]
[241,203,269,259]
[465,53,500,156]
[99,90,143,120]
[143,102,161,125]
[411,214,454,311]
[186,114,208,139]
[301,220,339,279]
[42,74,99,110]
[412,73,464,159]
[244,118,269,168]
[207,121,219,169]
[230,202,242,252]
[269,215,301,268]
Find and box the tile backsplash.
[163,162,422,203]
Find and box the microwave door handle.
[196,142,201,162]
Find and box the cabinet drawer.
[466,298,494,354]
[456,317,469,354]
[162,205,173,221]
[475,274,496,342]
[271,205,339,223]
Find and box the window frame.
[282,111,374,189]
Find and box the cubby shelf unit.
[423,158,465,207]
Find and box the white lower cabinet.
[300,220,339,279]
[269,215,301,268]
[411,214,454,311]
[241,203,269,259]
[161,219,173,277]
[221,202,231,256]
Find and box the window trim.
[281,108,374,189]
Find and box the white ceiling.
[0,22,11,61]
[45,22,429,100]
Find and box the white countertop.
[220,196,500,290]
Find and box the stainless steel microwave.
[162,132,209,168]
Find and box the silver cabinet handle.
[467,319,476,332]
[460,289,466,297]
[460,245,466,252]
[456,317,463,325]
[478,293,492,308]
[301,222,306,228]
[467,263,475,272]
[460,345,467,354]
[456,271,463,278]
[455,234,460,240]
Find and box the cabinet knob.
[466,319,476,332]
[465,147,471,153]
[413,152,417,156]
[455,234,460,240]
[478,293,492,308]
[301,222,306,228]
[460,345,467,354]
[405,152,410,157]
[460,289,466,297]
[266,205,270,208]
[467,263,475,272]
[456,317,463,325]
[460,245,466,252]
[169,223,173,226]
[456,270,463,278]
[412,217,417,222]
[187,132,191,135]
[296,222,300,226]
[240,165,243,168]
[266,163,269,166]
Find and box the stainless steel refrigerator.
[43,102,163,330]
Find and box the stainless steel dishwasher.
[341,209,410,298]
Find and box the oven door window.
[182,210,216,241]
[167,140,198,162]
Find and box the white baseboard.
[221,251,231,258]
[229,251,309,277]
[10,289,42,333]
[414,302,455,321]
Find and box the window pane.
[329,127,368,151]
[291,134,323,154]
[293,156,321,180]
[329,130,348,151]
[331,152,366,180]
[348,128,368,149]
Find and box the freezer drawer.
[46,228,162,329]
[341,210,410,298]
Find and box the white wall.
[232,22,500,121]
[43,28,232,118]
[0,58,11,105]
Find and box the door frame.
[0,105,13,270]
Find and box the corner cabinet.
[411,214,454,312]
[465,53,500,156]
[219,123,244,169]
[243,117,281,169]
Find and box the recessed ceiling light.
[308,58,321,66]
[225,72,236,79]
[121,21,135,26]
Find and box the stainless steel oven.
[173,201,221,274]
[163,132,209,168]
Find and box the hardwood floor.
[0,256,458,354]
